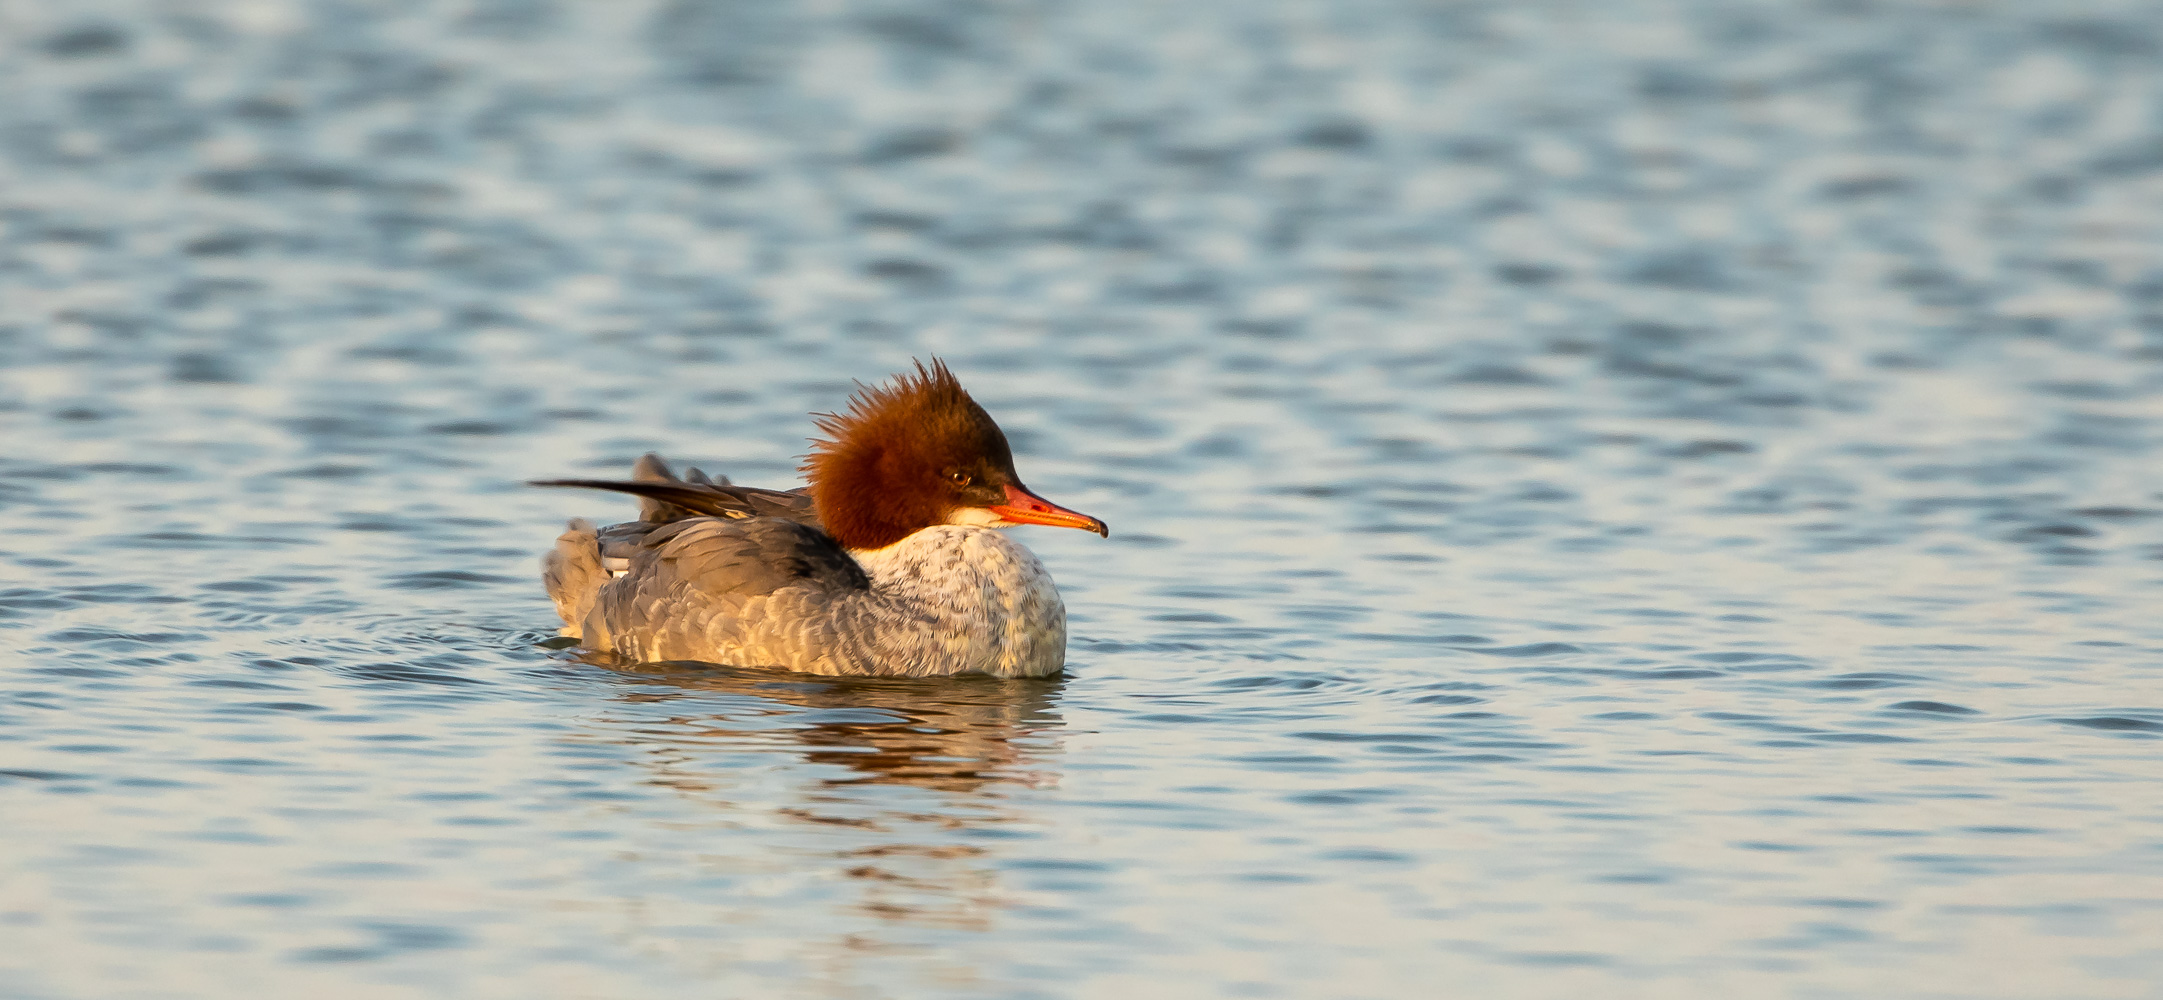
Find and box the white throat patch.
[944,506,1014,528]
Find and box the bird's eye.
[947,471,972,487]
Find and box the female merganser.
[533,360,1107,677]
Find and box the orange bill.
[989,482,1109,537]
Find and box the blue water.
[4,1,2163,997]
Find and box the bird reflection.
[574,658,1067,941]
[596,660,1065,794]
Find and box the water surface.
[4,1,2163,997]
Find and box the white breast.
[848,525,1068,677]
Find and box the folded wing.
[580,515,873,664]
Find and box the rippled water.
[5,1,2163,997]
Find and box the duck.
[533,359,1107,677]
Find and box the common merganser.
[533,359,1107,677]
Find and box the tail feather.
[530,472,824,529]
[630,452,705,522]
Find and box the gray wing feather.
[581,516,873,666]
[640,517,869,596]
[595,519,663,566]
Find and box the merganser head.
[802,359,1109,551]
